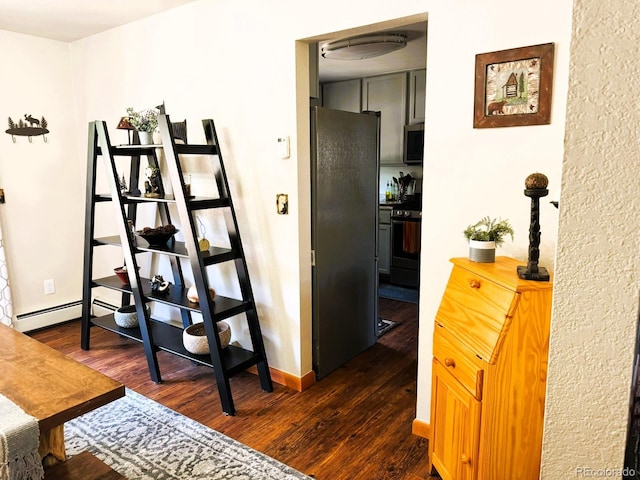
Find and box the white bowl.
[182,321,231,355]
[114,304,149,328]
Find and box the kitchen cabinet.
[322,79,361,113]
[378,206,392,275]
[429,257,553,480]
[408,69,426,124]
[362,72,407,165]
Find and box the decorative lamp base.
[517,265,550,281]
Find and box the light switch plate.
[276,194,288,215]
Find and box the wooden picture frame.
[473,43,554,128]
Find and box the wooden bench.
[44,451,126,480]
[0,324,124,465]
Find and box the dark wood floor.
[30,297,431,480]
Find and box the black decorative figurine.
[150,275,170,294]
[517,173,550,281]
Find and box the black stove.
[389,201,421,289]
[392,208,422,219]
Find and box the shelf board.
[175,144,218,155]
[96,145,158,156]
[93,237,236,265]
[93,193,227,208]
[92,275,252,320]
[90,314,257,373]
[202,246,238,266]
[96,144,219,156]
[94,235,189,257]
[188,197,230,210]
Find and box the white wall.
[0,31,82,330]
[67,1,437,379]
[415,1,573,420]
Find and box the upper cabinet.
[322,79,361,113]
[408,69,426,124]
[321,69,426,166]
[362,72,407,165]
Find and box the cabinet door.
[378,223,391,274]
[430,359,481,480]
[408,69,426,124]
[362,73,407,165]
[322,79,361,113]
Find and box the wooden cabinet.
[362,72,407,165]
[429,257,553,480]
[322,79,361,113]
[408,69,426,124]
[378,207,392,275]
[431,359,481,480]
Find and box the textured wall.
[541,0,640,476]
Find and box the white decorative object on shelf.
[114,304,149,328]
[183,321,231,355]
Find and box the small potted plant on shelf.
[126,107,159,145]
[463,216,514,263]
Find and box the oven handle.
[391,218,422,224]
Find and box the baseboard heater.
[15,300,83,332]
[91,298,117,315]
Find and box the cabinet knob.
[461,454,470,464]
[444,357,455,368]
[469,279,481,289]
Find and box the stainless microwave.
[403,123,424,165]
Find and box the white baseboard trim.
[14,301,83,332]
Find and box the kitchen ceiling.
[0,0,197,42]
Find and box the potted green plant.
[126,107,159,144]
[463,216,514,263]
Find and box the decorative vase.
[469,240,496,263]
[138,131,154,145]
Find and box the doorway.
[304,14,428,378]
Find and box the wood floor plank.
[29,297,430,479]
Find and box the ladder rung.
[175,144,218,155]
[95,144,218,156]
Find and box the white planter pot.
[469,240,496,263]
[138,131,154,145]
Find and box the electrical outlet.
[44,278,55,295]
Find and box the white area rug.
[65,389,311,480]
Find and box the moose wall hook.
[5,114,49,143]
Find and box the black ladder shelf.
[80,114,273,415]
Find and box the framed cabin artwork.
[473,43,554,128]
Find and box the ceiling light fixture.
[321,33,407,61]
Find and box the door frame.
[294,13,428,381]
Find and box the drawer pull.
[461,454,470,464]
[469,279,481,289]
[444,357,456,368]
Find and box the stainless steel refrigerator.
[311,106,380,379]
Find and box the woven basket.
[183,321,231,355]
